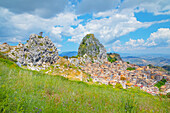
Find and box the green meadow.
[0,57,169,113]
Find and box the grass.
[0,58,170,112]
[127,67,136,71]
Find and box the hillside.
[122,56,170,66]
[0,57,170,112]
[162,65,170,72]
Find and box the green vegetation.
[86,34,93,39]
[87,78,93,82]
[108,56,117,63]
[63,56,68,59]
[127,67,136,71]
[64,64,67,68]
[12,52,15,56]
[0,57,170,112]
[154,79,167,89]
[115,83,123,89]
[69,65,77,69]
[70,55,78,58]
[39,43,43,46]
[167,92,170,98]
[127,62,130,64]
[24,54,27,59]
[38,36,43,38]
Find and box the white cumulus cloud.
[111,28,170,53]
[68,9,169,44]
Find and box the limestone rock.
[8,34,59,66]
[0,43,10,53]
[78,34,107,63]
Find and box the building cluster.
[80,60,170,95]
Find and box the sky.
[0,0,170,55]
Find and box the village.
[76,59,170,95]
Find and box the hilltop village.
[69,58,169,95]
[0,33,169,96]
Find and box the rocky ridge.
[78,34,107,63]
[1,34,59,66]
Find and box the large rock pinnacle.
[78,34,107,63]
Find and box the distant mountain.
[162,65,170,71]
[119,53,170,59]
[122,56,139,58]
[59,51,78,57]
[122,56,170,66]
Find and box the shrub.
[38,36,43,38]
[127,67,136,71]
[166,92,170,98]
[63,56,68,59]
[12,52,15,56]
[108,56,117,63]
[64,64,67,68]
[87,78,93,82]
[39,43,43,46]
[127,81,130,83]
[154,79,166,89]
[70,55,78,58]
[24,54,27,59]
[115,83,123,89]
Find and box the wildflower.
[39,109,42,111]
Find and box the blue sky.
[0,0,170,55]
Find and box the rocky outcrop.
[0,43,10,53]
[78,34,107,63]
[107,53,122,62]
[8,34,59,66]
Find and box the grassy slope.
[0,58,169,113]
